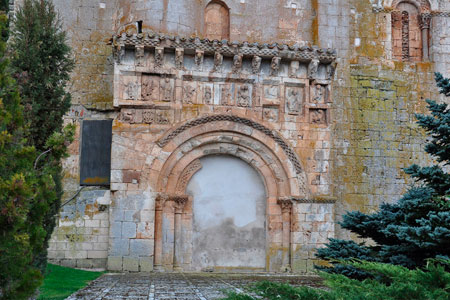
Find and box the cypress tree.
[316,73,450,277]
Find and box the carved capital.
[419,13,432,30]
[171,194,189,213]
[277,197,293,213]
[155,193,169,211]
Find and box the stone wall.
[41,0,450,272]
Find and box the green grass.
[38,264,104,300]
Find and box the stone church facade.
[18,0,448,273]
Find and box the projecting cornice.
[111,31,337,64]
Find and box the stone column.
[278,198,293,272]
[419,13,431,61]
[172,195,188,271]
[153,193,167,271]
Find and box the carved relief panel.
[119,109,174,124]
[285,86,304,115]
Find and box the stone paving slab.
[67,273,322,300]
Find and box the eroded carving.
[310,109,327,125]
[160,77,173,102]
[213,51,223,72]
[308,58,319,80]
[289,61,299,78]
[195,50,204,68]
[119,109,172,124]
[120,110,134,122]
[142,110,155,123]
[277,198,293,213]
[285,87,302,114]
[252,56,262,74]
[263,106,279,122]
[264,85,279,100]
[220,84,233,105]
[124,81,139,100]
[232,54,243,73]
[312,84,325,103]
[237,85,250,107]
[141,76,159,101]
[203,85,213,104]
[135,45,144,66]
[175,48,184,69]
[183,83,197,104]
[155,47,164,68]
[327,61,337,80]
[270,56,281,76]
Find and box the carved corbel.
[195,49,204,69]
[135,45,145,66]
[213,51,223,72]
[175,48,184,69]
[155,47,164,68]
[232,54,243,73]
[270,56,281,76]
[308,59,319,80]
[252,56,262,74]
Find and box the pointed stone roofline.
[111,31,337,65]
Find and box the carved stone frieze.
[118,109,173,124]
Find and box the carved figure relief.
[308,59,319,80]
[156,111,170,124]
[183,83,197,104]
[313,85,324,103]
[124,81,139,100]
[213,52,223,72]
[264,85,279,100]
[327,61,337,80]
[195,50,204,69]
[175,48,184,69]
[155,47,164,68]
[160,77,173,102]
[252,56,261,74]
[289,61,299,78]
[232,54,243,73]
[120,110,134,122]
[120,109,173,124]
[135,46,144,66]
[220,84,233,105]
[310,109,327,125]
[203,85,213,105]
[237,85,250,107]
[263,106,279,122]
[141,76,159,101]
[285,87,302,114]
[270,57,281,76]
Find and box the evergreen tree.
[9,0,74,273]
[316,73,450,277]
[0,13,43,298]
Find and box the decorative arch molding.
[156,114,305,178]
[390,0,432,12]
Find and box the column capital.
[171,194,189,213]
[419,13,432,30]
[277,197,293,213]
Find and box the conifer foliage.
[9,0,75,274]
[316,73,450,277]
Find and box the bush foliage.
[315,73,450,277]
[222,260,450,300]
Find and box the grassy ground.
[38,264,104,300]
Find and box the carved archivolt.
[156,114,304,176]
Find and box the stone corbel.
[270,57,281,76]
[135,45,144,67]
[213,51,223,72]
[195,49,204,69]
[232,54,243,73]
[252,56,262,74]
[155,47,164,68]
[308,59,319,81]
[175,48,184,70]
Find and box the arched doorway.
[186,155,266,272]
